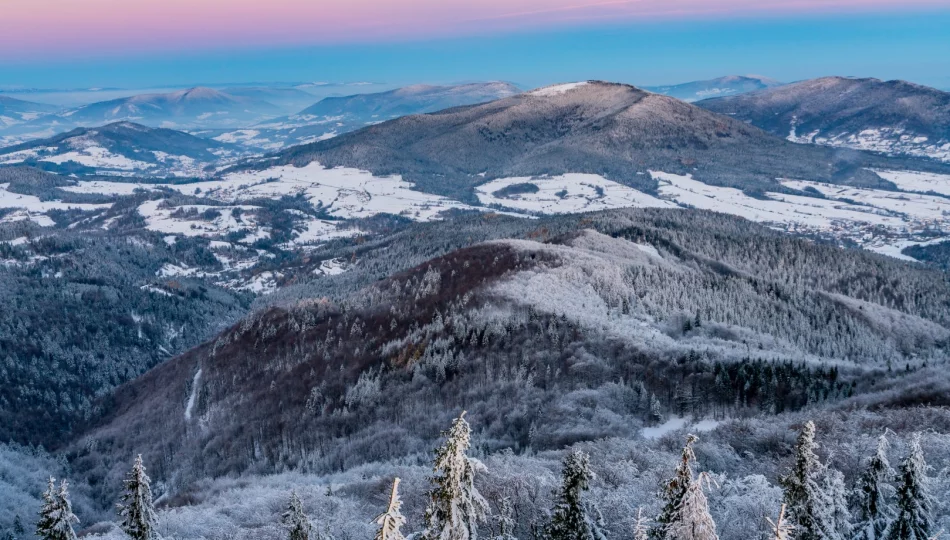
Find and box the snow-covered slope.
[699,77,950,162]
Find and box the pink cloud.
[1,0,945,59]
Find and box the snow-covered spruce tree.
[374,478,406,540]
[36,478,78,540]
[652,434,698,540]
[422,412,489,540]
[822,468,852,540]
[780,421,839,540]
[545,450,606,540]
[854,435,895,540]
[283,491,312,540]
[117,455,159,540]
[886,435,934,540]
[665,472,719,540]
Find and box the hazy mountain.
[0,95,60,128]
[698,76,950,162]
[21,87,283,131]
[222,82,523,150]
[644,75,782,102]
[220,86,322,112]
[0,121,242,177]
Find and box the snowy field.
[787,124,950,163]
[872,169,950,196]
[475,174,675,213]
[167,162,482,221]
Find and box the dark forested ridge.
[71,208,950,504]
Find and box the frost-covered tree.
[766,504,795,540]
[117,455,158,540]
[653,435,698,540]
[494,497,517,540]
[422,412,488,540]
[634,508,650,540]
[665,472,719,540]
[822,468,852,540]
[545,450,606,540]
[887,435,933,540]
[36,478,78,540]
[854,435,895,540]
[780,421,839,540]
[374,478,406,540]
[282,491,311,540]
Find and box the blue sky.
[2,10,949,91]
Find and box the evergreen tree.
[13,515,24,538]
[36,478,78,540]
[823,469,852,540]
[545,451,606,540]
[854,435,895,540]
[117,455,159,540]
[665,473,719,540]
[374,478,406,540]
[887,435,933,540]
[653,434,698,540]
[282,491,311,540]
[422,412,488,540]
[780,422,839,540]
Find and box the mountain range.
[3,75,950,539]
[699,76,950,162]
[229,82,523,150]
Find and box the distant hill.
[0,121,241,177]
[698,76,950,162]
[645,75,782,102]
[0,95,60,128]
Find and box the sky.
[1,0,949,90]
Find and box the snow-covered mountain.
[698,76,950,162]
[0,121,243,177]
[645,75,782,102]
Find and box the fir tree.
[545,451,606,540]
[780,422,839,540]
[653,434,698,540]
[423,412,489,540]
[13,515,24,538]
[665,473,719,540]
[823,468,852,540]
[374,478,406,540]
[854,435,895,540]
[117,455,159,540]
[36,478,78,540]
[282,491,311,540]
[887,435,934,540]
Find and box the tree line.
[27,414,939,540]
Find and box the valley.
[3,74,950,540]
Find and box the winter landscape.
[3,2,950,540]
